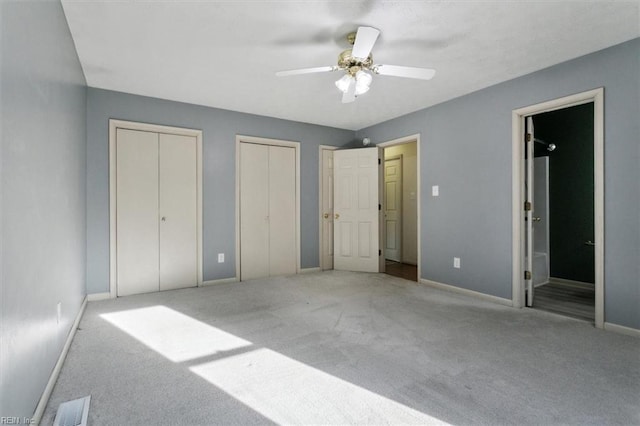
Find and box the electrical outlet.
[453,257,461,269]
[57,302,62,324]
[218,253,225,263]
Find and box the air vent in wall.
[53,395,91,426]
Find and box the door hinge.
[378,203,381,211]
[378,158,381,165]
[526,133,532,142]
[379,250,382,256]
[524,201,532,211]
[524,270,532,280]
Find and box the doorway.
[382,141,419,282]
[319,135,421,281]
[527,103,595,321]
[512,89,604,328]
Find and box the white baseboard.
[32,295,88,425]
[87,292,111,301]
[300,267,321,274]
[419,278,513,307]
[604,322,640,338]
[201,277,238,286]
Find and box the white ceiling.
[62,1,639,131]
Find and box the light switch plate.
[432,185,439,196]
[454,257,461,269]
[218,253,224,263]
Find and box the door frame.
[377,134,421,281]
[383,154,403,263]
[318,145,338,271]
[511,88,604,328]
[109,119,203,299]
[235,135,301,280]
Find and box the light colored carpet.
[42,271,639,425]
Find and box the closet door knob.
[161,217,166,222]
[323,213,329,219]
[335,213,340,220]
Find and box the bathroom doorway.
[512,88,604,328]
[526,103,595,321]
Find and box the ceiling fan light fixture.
[354,70,372,95]
[335,74,353,93]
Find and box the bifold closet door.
[116,129,198,296]
[268,145,296,276]
[116,129,160,296]
[240,143,270,280]
[159,133,197,291]
[240,142,296,280]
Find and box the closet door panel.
[240,143,270,280]
[116,129,160,296]
[159,133,198,291]
[268,146,296,276]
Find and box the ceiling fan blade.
[351,26,380,60]
[374,65,436,80]
[276,66,337,77]
[342,78,356,103]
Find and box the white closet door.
[268,145,296,276]
[384,157,402,262]
[240,143,270,280]
[116,129,160,296]
[159,133,198,291]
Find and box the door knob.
[161,217,166,222]
[533,217,541,222]
[584,240,595,246]
[335,213,340,220]
[323,213,329,219]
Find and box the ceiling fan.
[276,26,436,103]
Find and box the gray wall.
[0,0,87,418]
[86,88,354,294]
[357,39,640,329]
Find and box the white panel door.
[116,129,160,296]
[268,145,296,276]
[334,147,380,272]
[321,149,334,270]
[240,143,270,280]
[159,133,198,291]
[384,157,402,262]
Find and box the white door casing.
[384,156,402,262]
[333,147,380,273]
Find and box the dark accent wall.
[357,38,640,329]
[86,89,354,293]
[534,104,595,283]
[1,0,87,418]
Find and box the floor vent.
[53,395,91,426]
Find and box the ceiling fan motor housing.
[338,49,373,75]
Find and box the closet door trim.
[235,135,301,280]
[109,119,203,299]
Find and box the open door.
[525,116,534,306]
[333,147,381,272]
